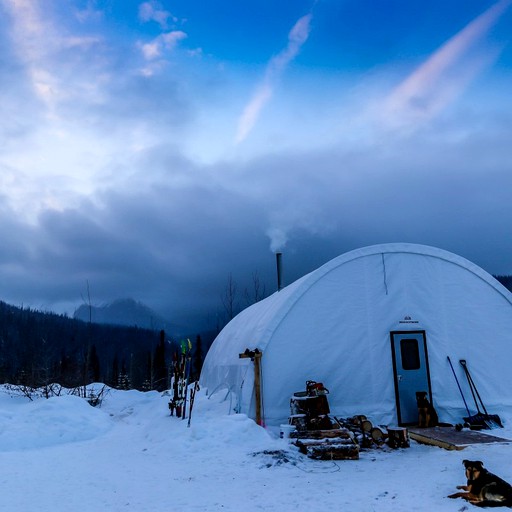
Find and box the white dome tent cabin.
[200,243,512,428]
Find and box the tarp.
[200,243,512,427]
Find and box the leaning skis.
[168,338,192,418]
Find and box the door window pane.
[400,338,420,370]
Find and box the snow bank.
[0,394,113,451]
[0,384,511,511]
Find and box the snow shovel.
[447,356,484,430]
[459,359,503,429]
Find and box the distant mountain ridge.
[73,298,170,331]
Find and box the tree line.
[0,300,206,392]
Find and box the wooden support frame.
[239,348,263,426]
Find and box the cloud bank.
[0,0,510,332]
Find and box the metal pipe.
[276,252,283,291]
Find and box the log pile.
[333,416,411,450]
[335,415,389,449]
[292,428,359,460]
[287,381,359,460]
[285,382,409,458]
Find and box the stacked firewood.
[334,415,409,449]
[335,415,387,448]
[286,382,409,457]
[292,428,359,460]
[288,381,359,460]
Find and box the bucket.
[280,424,296,439]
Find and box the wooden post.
[253,351,262,426]
[239,348,264,426]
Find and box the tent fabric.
[200,243,512,427]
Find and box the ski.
[187,381,200,427]
[181,339,193,419]
[168,338,192,419]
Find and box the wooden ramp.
[409,426,511,451]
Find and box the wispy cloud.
[75,2,104,23]
[1,0,104,110]
[137,1,187,70]
[142,31,187,59]
[138,1,177,29]
[380,0,511,131]
[235,13,313,144]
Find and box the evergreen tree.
[111,356,119,388]
[89,344,101,382]
[154,330,167,391]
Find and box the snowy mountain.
[73,298,170,331]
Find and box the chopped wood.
[290,394,330,416]
[361,419,373,433]
[297,441,359,460]
[290,428,353,440]
[370,426,387,445]
[296,438,355,447]
[387,427,410,449]
[289,414,308,431]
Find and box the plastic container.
[280,424,296,439]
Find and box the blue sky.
[0,0,511,331]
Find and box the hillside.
[73,298,171,331]
[0,299,214,391]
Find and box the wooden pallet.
[409,426,511,451]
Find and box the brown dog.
[448,460,512,507]
[416,391,438,427]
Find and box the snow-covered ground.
[1,385,511,511]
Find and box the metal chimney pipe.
[276,252,283,291]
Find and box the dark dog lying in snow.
[448,460,512,507]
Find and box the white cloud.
[379,0,511,131]
[138,1,176,29]
[141,41,161,60]
[75,2,104,23]
[139,30,187,61]
[235,13,313,144]
[161,30,187,49]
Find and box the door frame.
[390,330,433,426]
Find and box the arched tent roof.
[201,243,512,427]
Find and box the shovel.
[447,356,484,430]
[459,359,503,429]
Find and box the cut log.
[290,394,330,417]
[307,415,333,431]
[289,414,308,431]
[370,426,387,445]
[291,428,353,440]
[298,441,359,460]
[387,427,410,448]
[361,419,373,433]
